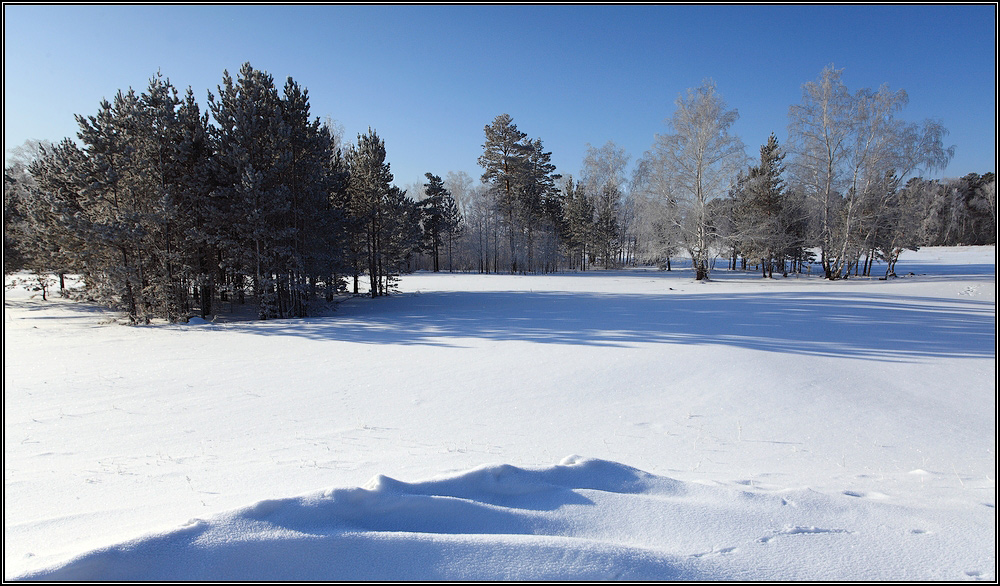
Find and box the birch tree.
[649,80,747,279]
[788,65,954,279]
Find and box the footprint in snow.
[842,490,890,500]
[691,546,737,558]
[758,526,853,544]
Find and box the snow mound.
[14,457,992,581]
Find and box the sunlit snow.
[4,246,995,580]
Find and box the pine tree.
[173,87,217,318]
[563,177,595,270]
[276,76,333,317]
[734,133,786,277]
[346,128,396,297]
[478,114,529,273]
[419,173,449,272]
[440,189,464,272]
[380,185,422,292]
[208,63,293,318]
[519,138,561,272]
[21,139,89,294]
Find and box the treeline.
[5,64,997,322]
[421,67,994,280]
[4,63,461,322]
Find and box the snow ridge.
[16,455,994,581]
[17,457,701,581]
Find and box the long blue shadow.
[231,289,995,362]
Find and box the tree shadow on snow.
[230,289,995,362]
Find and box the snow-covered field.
[4,246,996,580]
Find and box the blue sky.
[4,5,996,190]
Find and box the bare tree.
[787,65,854,279]
[649,79,747,279]
[788,65,953,279]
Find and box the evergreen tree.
[173,87,218,318]
[208,63,293,318]
[14,65,353,321]
[419,173,450,272]
[276,76,333,317]
[380,185,422,292]
[440,188,464,272]
[593,184,622,268]
[21,139,89,294]
[478,114,529,273]
[734,133,787,277]
[315,130,351,299]
[346,128,412,297]
[73,89,152,321]
[519,137,561,272]
[562,177,593,270]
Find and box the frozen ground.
[4,246,996,580]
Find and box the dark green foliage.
[6,63,421,321]
[562,177,595,271]
[731,134,790,277]
[477,114,562,273]
[345,129,421,297]
[593,184,621,269]
[419,173,456,272]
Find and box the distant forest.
[4,63,995,323]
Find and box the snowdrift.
[16,456,992,581]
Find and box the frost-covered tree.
[462,178,498,274]
[581,141,630,268]
[630,152,683,270]
[64,75,206,322]
[20,73,219,322]
[786,65,853,279]
[593,184,622,269]
[4,141,50,278]
[648,80,747,279]
[788,64,954,279]
[440,185,464,272]
[16,140,88,296]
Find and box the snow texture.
[4,246,996,581]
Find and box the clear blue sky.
[4,5,996,190]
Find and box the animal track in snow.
[691,546,738,558]
[842,490,890,500]
[757,526,853,544]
